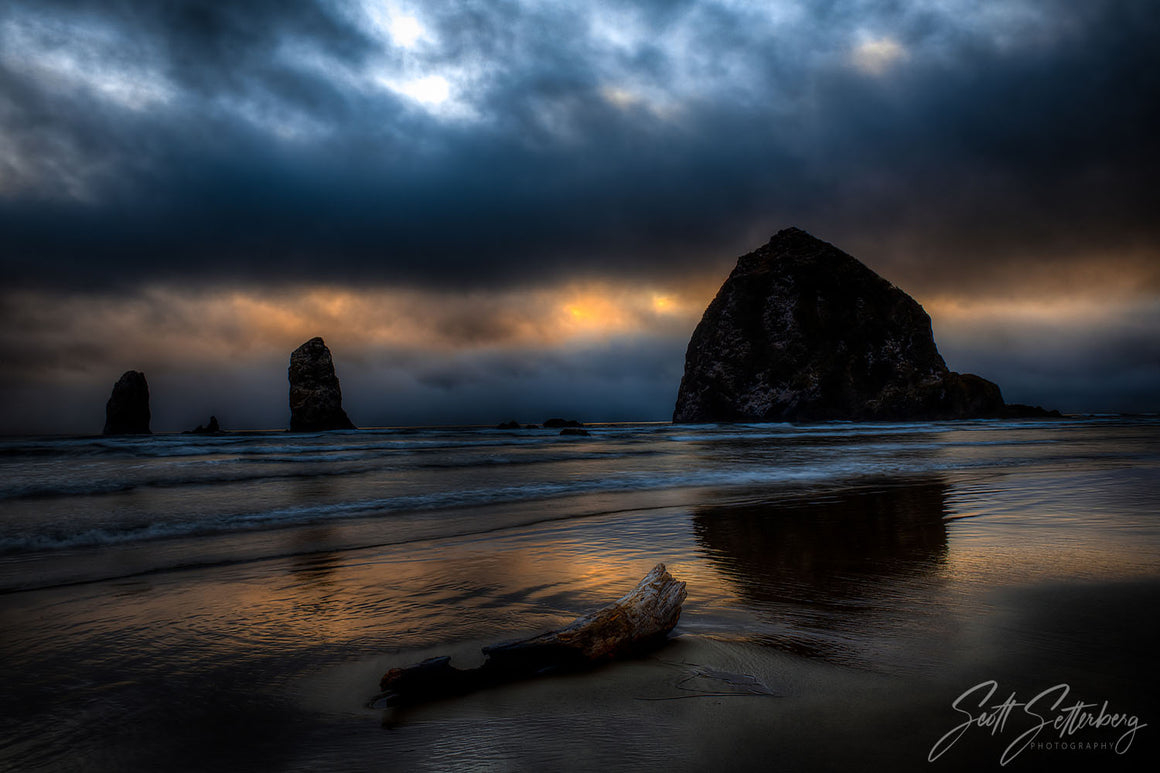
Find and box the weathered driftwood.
[374,563,687,707]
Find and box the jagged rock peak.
[103,370,151,435]
[672,228,1043,423]
[288,337,356,432]
[738,227,894,280]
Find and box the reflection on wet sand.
[289,526,341,584]
[694,479,952,666]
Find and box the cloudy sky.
[1,0,1157,432]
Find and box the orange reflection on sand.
[90,520,732,660]
[939,532,1159,586]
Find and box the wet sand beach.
[1,419,1158,770]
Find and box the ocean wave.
[3,417,1152,554]
[1,418,1106,461]
[0,457,942,554]
[0,448,662,501]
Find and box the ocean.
[1,418,1158,771]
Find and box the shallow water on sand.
[0,418,1158,771]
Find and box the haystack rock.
[674,228,1051,423]
[103,370,151,435]
[288,337,356,432]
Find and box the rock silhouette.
[186,416,221,434]
[674,228,1053,422]
[288,337,356,432]
[103,371,151,435]
[543,418,584,428]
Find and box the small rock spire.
[288,337,356,432]
[103,370,152,435]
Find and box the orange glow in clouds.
[8,276,1149,386]
[3,281,710,378]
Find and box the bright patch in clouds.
[359,2,433,49]
[602,86,640,109]
[851,36,908,75]
[387,14,427,48]
[389,74,451,106]
[349,2,475,116]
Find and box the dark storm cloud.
[2,0,1155,293]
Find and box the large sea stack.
[288,337,356,432]
[674,228,1045,423]
[103,370,151,434]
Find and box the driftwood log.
[373,563,687,707]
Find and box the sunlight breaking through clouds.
[346,0,481,118]
[386,14,427,49]
[357,0,434,50]
[387,74,451,106]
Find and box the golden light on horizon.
[923,294,1155,326]
[560,292,631,336]
[10,276,1149,393]
[558,287,700,338]
[1,280,710,380]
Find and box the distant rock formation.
[185,416,221,434]
[1003,403,1062,418]
[288,337,356,432]
[496,420,522,430]
[559,428,591,436]
[103,371,151,435]
[674,228,1056,422]
[543,418,584,428]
